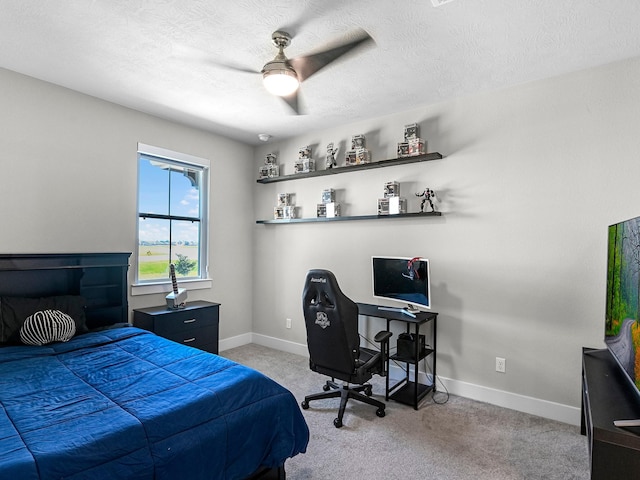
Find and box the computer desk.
[357,303,438,410]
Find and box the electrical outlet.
[286,318,292,329]
[496,357,506,373]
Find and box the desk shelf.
[390,348,434,364]
[389,381,434,406]
[357,303,437,410]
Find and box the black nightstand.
[133,301,220,354]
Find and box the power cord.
[422,351,449,404]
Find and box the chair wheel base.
[302,381,386,427]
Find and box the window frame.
[132,143,211,296]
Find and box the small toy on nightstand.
[166,264,187,309]
[416,188,437,213]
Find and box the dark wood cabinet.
[133,301,220,354]
[581,347,640,479]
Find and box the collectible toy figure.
[326,142,338,169]
[416,188,436,212]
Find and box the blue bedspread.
[0,327,309,479]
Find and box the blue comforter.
[0,327,309,479]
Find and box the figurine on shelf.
[416,188,437,213]
[326,142,339,169]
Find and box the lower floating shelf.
[256,211,442,225]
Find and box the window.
[136,144,209,285]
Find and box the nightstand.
[133,301,220,354]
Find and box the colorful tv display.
[605,214,640,394]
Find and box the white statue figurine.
[326,142,339,169]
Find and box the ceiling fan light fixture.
[261,30,299,97]
[262,65,299,96]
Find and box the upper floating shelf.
[256,152,443,184]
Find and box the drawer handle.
[183,337,196,343]
[183,319,196,324]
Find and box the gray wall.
[0,67,255,341]
[252,56,640,423]
[3,54,640,425]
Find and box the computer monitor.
[372,256,431,313]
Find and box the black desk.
[357,303,438,409]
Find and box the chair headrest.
[303,269,343,306]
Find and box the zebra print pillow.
[19,309,76,346]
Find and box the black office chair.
[300,269,392,428]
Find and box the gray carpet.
[222,344,590,480]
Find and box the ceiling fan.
[221,28,374,115]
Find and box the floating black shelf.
[256,211,442,225]
[256,152,443,184]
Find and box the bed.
[0,253,309,480]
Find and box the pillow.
[0,295,87,344]
[53,296,89,334]
[19,310,76,346]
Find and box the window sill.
[131,278,213,296]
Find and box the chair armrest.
[374,330,392,344]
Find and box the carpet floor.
[222,343,590,480]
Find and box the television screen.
[605,215,640,396]
[372,256,431,311]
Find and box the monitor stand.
[405,304,420,314]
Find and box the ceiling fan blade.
[280,91,303,115]
[171,44,259,74]
[206,60,260,74]
[289,29,374,83]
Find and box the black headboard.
[0,253,131,329]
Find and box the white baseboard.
[220,334,581,426]
[218,333,253,352]
[250,333,310,357]
[219,332,309,357]
[437,377,581,426]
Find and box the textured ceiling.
[2,0,640,145]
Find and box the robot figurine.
[416,188,437,213]
[326,142,339,169]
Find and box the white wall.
[252,56,640,423]
[0,67,255,340]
